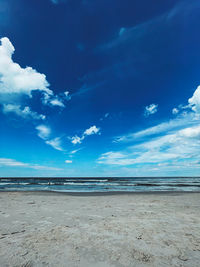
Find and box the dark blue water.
[0,177,200,192]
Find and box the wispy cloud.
[99,1,200,52]
[0,158,28,167]
[114,100,200,144]
[119,27,126,36]
[98,125,200,166]
[114,115,196,143]
[100,86,200,171]
[45,137,64,151]
[50,0,67,4]
[2,104,45,120]
[0,158,62,171]
[100,112,109,121]
[70,148,82,155]
[36,125,51,140]
[65,160,72,164]
[36,125,64,151]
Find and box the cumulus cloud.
[172,86,200,116]
[71,135,82,145]
[188,85,200,113]
[144,103,158,117]
[2,104,45,120]
[45,137,64,151]
[0,37,52,98]
[83,125,100,136]
[36,125,51,140]
[0,157,62,170]
[0,37,70,121]
[70,125,100,145]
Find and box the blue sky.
[0,0,200,176]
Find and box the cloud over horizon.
[0,157,62,171]
[99,86,200,172]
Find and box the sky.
[0,0,200,177]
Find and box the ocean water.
[0,177,200,192]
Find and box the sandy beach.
[0,192,200,267]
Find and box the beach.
[0,192,200,267]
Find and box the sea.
[0,177,200,193]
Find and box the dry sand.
[0,191,200,267]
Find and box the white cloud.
[0,158,28,167]
[100,86,200,169]
[83,125,100,136]
[42,90,71,108]
[71,135,82,145]
[172,108,179,115]
[179,125,200,138]
[0,158,62,170]
[36,125,51,140]
[70,148,81,154]
[64,91,71,100]
[0,37,52,99]
[2,104,45,120]
[98,125,200,166]
[70,125,100,145]
[45,137,64,151]
[49,98,65,107]
[0,37,69,122]
[65,160,72,164]
[114,112,198,143]
[188,85,200,113]
[36,125,64,151]
[144,103,158,117]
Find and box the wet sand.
[0,191,200,267]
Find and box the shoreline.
[1,190,200,196]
